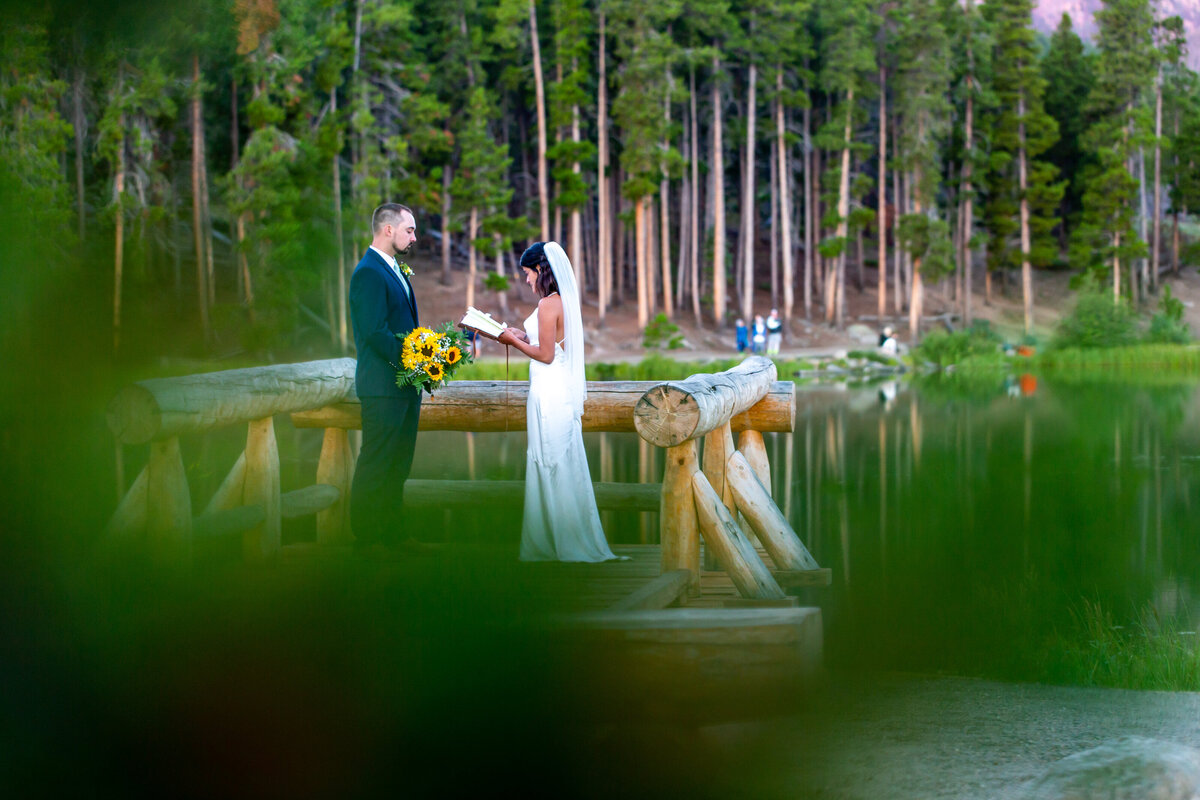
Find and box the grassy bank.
[1039,600,1200,691]
[1032,343,1200,373]
[457,354,830,382]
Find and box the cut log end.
[634,386,700,448]
[107,384,162,445]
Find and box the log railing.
[634,357,825,598]
[106,356,824,599]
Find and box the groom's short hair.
[372,203,413,234]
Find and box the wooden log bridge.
[106,356,827,688]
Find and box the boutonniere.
[398,260,413,277]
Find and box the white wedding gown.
[518,306,623,562]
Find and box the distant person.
[879,325,898,356]
[464,328,481,359]
[766,308,783,355]
[735,318,748,353]
[752,315,767,354]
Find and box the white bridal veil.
[543,241,586,418]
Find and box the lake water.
[406,374,1200,683]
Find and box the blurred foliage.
[1052,287,1140,349]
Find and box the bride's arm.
[498,297,561,364]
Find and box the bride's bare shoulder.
[537,293,563,315]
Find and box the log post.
[106,465,148,538]
[737,429,772,496]
[701,421,737,570]
[691,471,785,600]
[316,427,355,545]
[203,452,246,515]
[660,439,701,595]
[242,417,281,562]
[726,451,819,571]
[146,437,191,559]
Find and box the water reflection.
[797,375,1200,682]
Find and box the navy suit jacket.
[349,248,420,398]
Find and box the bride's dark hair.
[520,241,559,298]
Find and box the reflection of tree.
[796,380,1200,683]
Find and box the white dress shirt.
[369,245,411,300]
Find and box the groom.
[348,203,427,553]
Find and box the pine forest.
[4,0,1200,356]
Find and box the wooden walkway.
[507,543,830,610]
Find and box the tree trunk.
[963,49,974,327]
[892,115,902,314]
[332,86,347,352]
[769,126,779,308]
[570,70,583,282]
[712,54,727,327]
[741,61,757,324]
[597,11,609,323]
[73,65,86,242]
[232,75,253,319]
[907,172,923,341]
[467,207,478,309]
[636,196,648,327]
[678,114,690,311]
[1138,146,1148,301]
[1018,88,1033,336]
[441,167,452,285]
[189,55,210,345]
[1113,230,1121,304]
[877,65,887,319]
[494,233,508,317]
[803,79,812,319]
[114,89,126,353]
[834,89,853,330]
[691,64,702,326]
[1152,63,1162,290]
[776,70,793,326]
[530,0,550,240]
[660,69,673,318]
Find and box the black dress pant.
[350,392,421,546]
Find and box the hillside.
[1032,0,1200,69]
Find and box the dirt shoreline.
[697,672,1200,798]
[416,264,1200,365]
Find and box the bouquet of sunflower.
[396,322,473,394]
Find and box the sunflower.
[444,346,462,365]
[402,327,438,368]
[425,361,445,381]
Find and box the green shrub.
[913,327,1002,368]
[642,312,684,350]
[1053,289,1139,349]
[483,272,509,292]
[1146,285,1191,344]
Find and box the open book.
[458,306,506,341]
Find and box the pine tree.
[453,86,517,309]
[609,0,681,328]
[816,0,874,329]
[1041,13,1094,249]
[1070,0,1155,302]
[549,0,595,278]
[893,0,951,340]
[982,0,1062,335]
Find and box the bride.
[497,242,626,562]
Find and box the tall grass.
[457,354,822,382]
[1033,343,1200,374]
[1039,600,1200,691]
